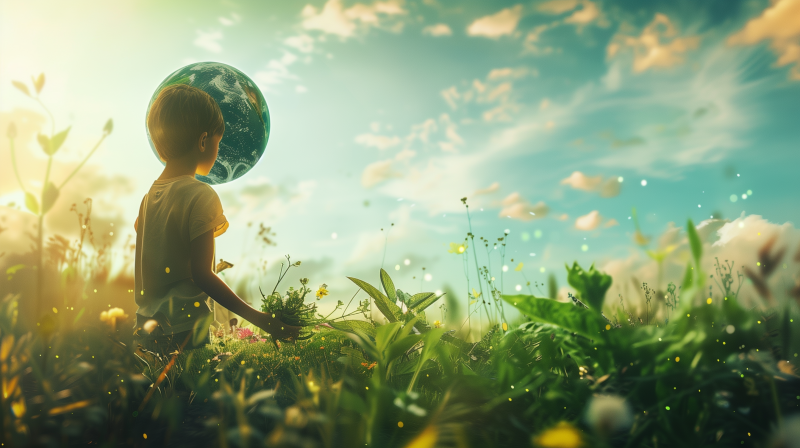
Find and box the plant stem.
[465,205,490,326]
[58,133,108,189]
[8,137,27,193]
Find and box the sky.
[1,0,799,325]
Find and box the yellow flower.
[316,284,329,300]
[532,422,583,448]
[433,320,441,328]
[447,242,467,254]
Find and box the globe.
[145,62,270,184]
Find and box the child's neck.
[158,157,200,181]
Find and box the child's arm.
[189,229,301,341]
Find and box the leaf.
[472,288,481,299]
[686,219,702,267]
[328,320,376,339]
[12,81,30,97]
[408,292,437,311]
[103,118,114,134]
[380,268,397,303]
[502,294,608,339]
[565,261,612,311]
[24,192,39,215]
[347,276,402,323]
[5,264,25,275]
[469,300,477,305]
[514,262,524,271]
[41,182,59,214]
[32,73,45,94]
[386,334,424,365]
[37,133,52,156]
[48,127,71,155]
[7,122,17,139]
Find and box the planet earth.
[145,61,270,185]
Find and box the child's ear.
[198,132,208,152]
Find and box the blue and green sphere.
[146,61,270,184]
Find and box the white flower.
[584,394,633,437]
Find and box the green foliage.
[565,261,612,311]
[502,294,608,339]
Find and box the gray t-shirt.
[134,175,228,334]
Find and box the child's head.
[147,84,225,163]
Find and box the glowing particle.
[539,267,545,273]
[109,232,114,236]
[398,421,404,428]
[747,189,752,195]
[605,324,611,330]
[141,290,144,295]
[659,338,662,341]
[707,298,712,304]
[502,322,508,331]
[365,386,369,390]
[618,176,624,183]
[665,406,670,410]
[641,180,647,186]
[395,264,400,270]
[52,307,58,314]
[534,230,542,239]
[511,385,515,389]
[143,434,147,439]
[508,398,512,401]
[581,244,588,252]
[698,204,702,208]
[331,232,337,239]
[675,357,680,362]
[424,273,432,281]
[241,360,245,365]
[726,325,735,334]
[515,284,522,291]
[194,302,200,308]
[505,229,510,234]
[165,267,170,273]
[742,194,747,199]
[530,253,536,257]
[502,265,508,272]
[404,259,410,265]
[687,314,690,317]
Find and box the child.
[133,83,299,355]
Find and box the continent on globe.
[146,61,270,185]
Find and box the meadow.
[2,75,799,448]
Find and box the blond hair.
[147,84,225,161]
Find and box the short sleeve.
[188,186,229,241]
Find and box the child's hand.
[251,311,301,346]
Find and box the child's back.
[134,174,228,337]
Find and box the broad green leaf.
[12,80,30,97]
[41,182,59,214]
[347,276,402,322]
[37,133,51,156]
[48,126,71,155]
[386,334,424,365]
[103,118,114,134]
[329,319,376,339]
[461,361,477,376]
[408,292,437,311]
[24,192,39,215]
[502,294,608,339]
[32,73,45,94]
[380,268,397,303]
[407,328,446,392]
[565,261,612,311]
[686,219,702,267]
[339,389,367,414]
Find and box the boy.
[133,83,299,355]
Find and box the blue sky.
[1,0,799,326]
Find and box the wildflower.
[434,320,441,328]
[584,394,633,437]
[316,284,329,300]
[448,242,468,254]
[300,277,309,285]
[532,421,583,448]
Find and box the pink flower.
[237,328,254,339]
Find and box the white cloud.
[498,192,549,221]
[253,51,300,89]
[423,23,452,36]
[194,30,223,53]
[295,85,308,93]
[538,0,579,14]
[487,67,533,80]
[301,0,407,39]
[284,34,315,53]
[467,5,524,39]
[727,0,800,80]
[355,133,402,150]
[560,171,621,197]
[441,67,531,122]
[218,13,241,26]
[361,159,403,188]
[564,0,600,26]
[608,13,700,73]
[575,210,603,230]
[474,182,500,196]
